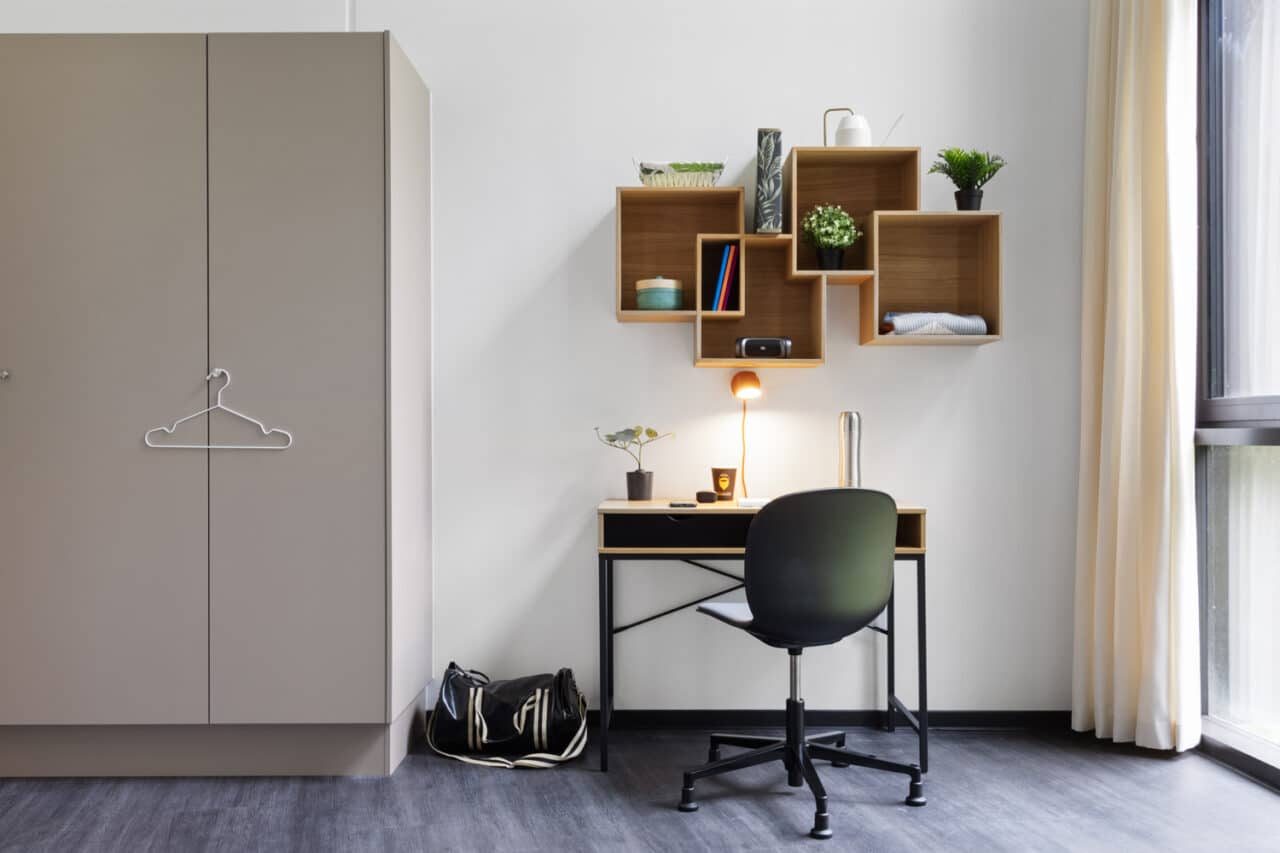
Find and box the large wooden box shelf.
[860,211,1002,346]
[615,187,743,322]
[785,147,920,274]
[612,145,1004,361]
[696,235,824,368]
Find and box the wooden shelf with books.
[615,187,743,322]
[696,235,824,368]
[696,234,745,318]
[612,146,1004,361]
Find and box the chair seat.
[696,601,755,630]
[697,600,856,649]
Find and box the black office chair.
[676,488,925,840]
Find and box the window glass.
[1221,0,1280,397]
[1205,446,1280,746]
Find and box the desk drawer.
[600,512,753,551]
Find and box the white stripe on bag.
[467,688,476,751]
[427,693,588,770]
[475,687,488,747]
[539,688,549,751]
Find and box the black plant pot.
[955,189,984,211]
[626,469,653,501]
[815,247,845,270]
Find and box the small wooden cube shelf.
[612,145,1003,362]
[616,187,743,322]
[861,211,1002,345]
[696,235,824,368]
[696,234,745,317]
[785,147,919,276]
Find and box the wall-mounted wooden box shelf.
[612,146,1004,363]
[860,211,1002,346]
[696,235,824,368]
[616,187,744,322]
[785,147,920,275]
[696,234,744,317]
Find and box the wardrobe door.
[0,35,209,724]
[207,34,386,724]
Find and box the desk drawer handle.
[664,514,692,523]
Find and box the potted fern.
[595,425,673,500]
[801,205,862,270]
[928,148,1006,210]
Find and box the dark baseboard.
[1199,735,1280,793]
[587,709,1071,730]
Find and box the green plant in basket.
[801,205,861,249]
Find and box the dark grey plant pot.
[626,469,653,501]
[955,189,984,210]
[816,247,845,270]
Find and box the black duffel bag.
[427,662,587,768]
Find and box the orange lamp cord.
[740,399,749,499]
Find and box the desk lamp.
[730,371,761,499]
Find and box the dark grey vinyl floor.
[1,729,1277,852]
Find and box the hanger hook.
[206,368,232,406]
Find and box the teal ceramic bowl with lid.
[636,277,682,310]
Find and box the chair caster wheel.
[810,813,832,839]
[831,737,849,765]
[905,779,927,807]
[678,786,698,812]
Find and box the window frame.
[1197,0,1280,432]
[1196,0,1280,787]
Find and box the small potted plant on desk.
[802,204,861,270]
[595,425,672,501]
[928,148,1006,210]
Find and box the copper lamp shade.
[731,371,762,400]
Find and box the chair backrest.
[744,488,898,647]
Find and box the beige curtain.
[1073,0,1200,751]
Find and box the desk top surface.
[598,499,925,515]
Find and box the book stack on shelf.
[710,243,738,312]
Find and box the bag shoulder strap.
[427,694,587,769]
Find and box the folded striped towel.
[882,312,988,336]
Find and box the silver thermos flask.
[838,411,861,488]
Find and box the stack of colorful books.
[710,243,738,312]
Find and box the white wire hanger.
[144,368,293,450]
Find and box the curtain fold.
[1073,0,1200,752]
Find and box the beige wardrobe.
[0,32,432,775]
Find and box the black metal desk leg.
[916,555,928,774]
[598,554,610,772]
[607,559,615,713]
[886,583,895,732]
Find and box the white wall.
[4,0,1089,711]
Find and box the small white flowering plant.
[801,205,861,249]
